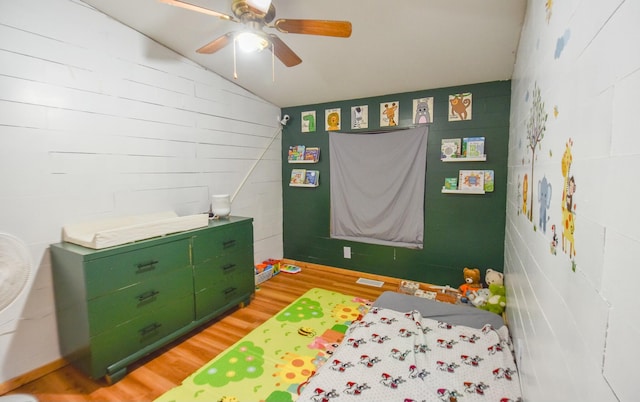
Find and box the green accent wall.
[281,81,510,287]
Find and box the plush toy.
[484,268,504,286]
[468,288,491,307]
[458,267,482,302]
[479,283,507,315]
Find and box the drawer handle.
[136,290,160,303]
[136,260,159,273]
[222,263,236,272]
[139,322,162,337]
[222,240,236,249]
[224,287,237,295]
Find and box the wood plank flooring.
[6,261,404,401]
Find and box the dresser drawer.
[193,247,253,293]
[90,294,193,378]
[194,279,253,320]
[84,239,190,299]
[191,222,253,264]
[87,267,193,335]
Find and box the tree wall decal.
[525,83,548,222]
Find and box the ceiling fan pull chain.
[271,44,275,82]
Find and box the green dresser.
[51,216,254,383]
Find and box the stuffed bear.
[484,268,504,286]
[458,267,482,302]
[479,283,507,315]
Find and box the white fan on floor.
[0,233,31,312]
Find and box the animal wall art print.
[412,97,433,125]
[351,105,369,129]
[380,101,399,127]
[325,108,341,131]
[301,111,316,133]
[448,93,472,121]
[559,138,577,265]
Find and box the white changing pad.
[62,211,209,249]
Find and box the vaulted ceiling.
[82,0,527,107]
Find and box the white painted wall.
[0,0,282,384]
[506,0,639,400]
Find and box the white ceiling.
[82,0,526,108]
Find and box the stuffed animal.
[484,268,504,286]
[479,283,507,315]
[458,267,482,302]
[468,288,491,307]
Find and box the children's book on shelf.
[305,170,319,186]
[288,145,305,161]
[462,137,485,157]
[444,177,458,190]
[458,170,485,192]
[290,169,306,185]
[484,170,495,192]
[304,147,320,162]
[441,138,462,159]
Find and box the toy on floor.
[280,264,301,274]
[263,259,281,275]
[484,268,504,286]
[458,267,483,303]
[471,269,506,313]
[478,283,507,315]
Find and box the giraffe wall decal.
[560,139,576,259]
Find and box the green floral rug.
[155,288,371,402]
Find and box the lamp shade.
[236,31,269,52]
[211,194,231,218]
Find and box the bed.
[298,291,522,401]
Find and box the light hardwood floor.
[6,261,404,401]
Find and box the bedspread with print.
[298,306,522,401]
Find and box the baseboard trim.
[281,259,403,287]
[0,358,68,395]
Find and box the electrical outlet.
[343,246,351,259]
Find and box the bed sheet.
[298,301,522,401]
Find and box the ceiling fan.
[159,0,352,67]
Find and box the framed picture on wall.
[325,108,341,131]
[351,105,368,129]
[448,92,472,121]
[380,101,399,127]
[412,97,433,124]
[301,111,316,133]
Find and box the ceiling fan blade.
[274,19,352,37]
[197,32,234,54]
[159,0,235,21]
[268,34,302,67]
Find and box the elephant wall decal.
[538,175,552,233]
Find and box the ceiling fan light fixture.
[165,0,350,68]
[236,31,269,52]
